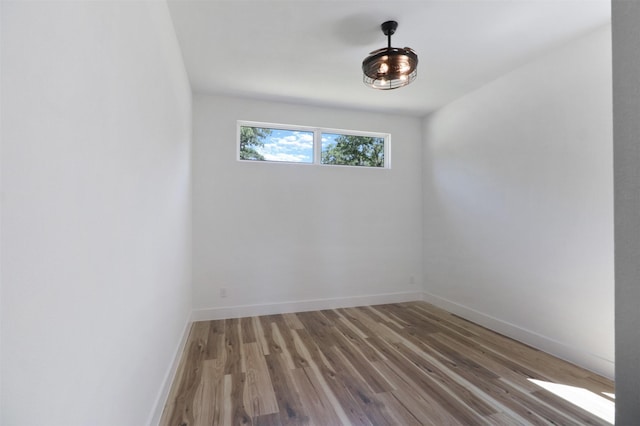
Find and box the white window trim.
[237,120,391,169]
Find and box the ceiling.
[167,0,610,117]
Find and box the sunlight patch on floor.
[528,379,614,424]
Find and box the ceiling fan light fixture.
[362,21,418,90]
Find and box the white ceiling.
[167,0,610,117]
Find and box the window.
[238,121,389,168]
[239,125,314,163]
[321,133,385,168]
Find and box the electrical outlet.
[220,288,227,298]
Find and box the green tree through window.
[239,126,272,161]
[321,134,385,167]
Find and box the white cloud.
[263,152,310,163]
[272,133,313,149]
[257,131,313,162]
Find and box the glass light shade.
[362,47,418,90]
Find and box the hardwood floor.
[159,302,614,425]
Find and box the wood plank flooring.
[160,302,614,425]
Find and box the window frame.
[237,120,391,169]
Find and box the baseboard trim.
[421,291,614,379]
[192,291,423,322]
[147,312,193,426]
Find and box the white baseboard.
[147,312,193,426]
[421,291,614,380]
[192,291,423,322]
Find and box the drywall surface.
[0,2,3,420]
[422,26,614,377]
[1,2,192,425]
[192,94,423,315]
[612,0,640,422]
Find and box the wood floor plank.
[161,321,210,426]
[264,353,309,425]
[429,330,543,393]
[254,413,282,426]
[242,317,257,344]
[375,391,423,426]
[290,367,343,426]
[229,372,253,425]
[323,346,392,425]
[409,303,479,337]
[253,316,270,356]
[294,329,371,425]
[224,318,242,376]
[282,313,304,330]
[259,315,283,355]
[378,303,420,326]
[331,329,393,393]
[373,360,458,426]
[223,374,232,426]
[532,389,612,425]
[295,311,340,350]
[351,307,401,342]
[485,412,530,425]
[331,315,383,363]
[192,359,225,426]
[378,362,460,426]
[369,334,489,424]
[366,305,409,329]
[242,342,279,417]
[335,308,375,337]
[271,322,297,371]
[271,316,309,369]
[290,329,352,425]
[205,319,225,361]
[160,302,614,426]
[336,313,369,339]
[372,326,499,418]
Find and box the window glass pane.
[239,126,313,163]
[321,133,385,167]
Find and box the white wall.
[192,94,423,318]
[422,26,614,377]
[0,2,192,425]
[0,1,3,420]
[612,0,640,422]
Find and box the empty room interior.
[1,0,639,425]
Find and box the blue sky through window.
[256,129,314,163]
